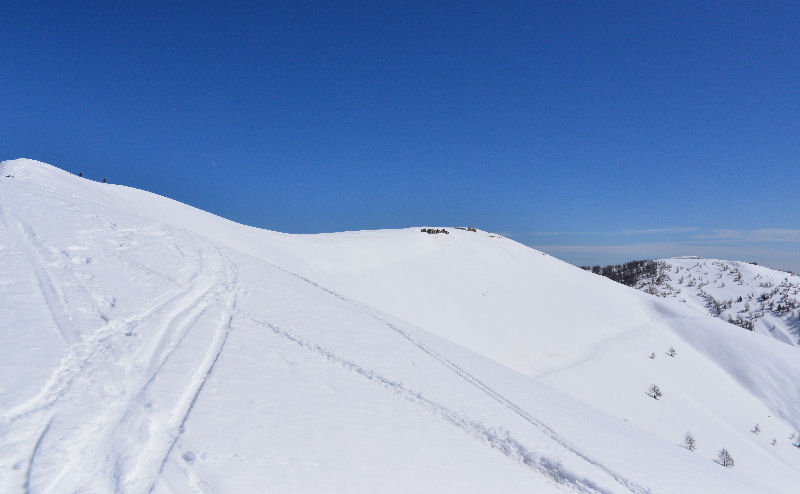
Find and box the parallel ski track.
[247,259,652,494]
[34,273,221,491]
[147,288,237,493]
[7,227,240,494]
[95,240,241,494]
[2,246,205,493]
[80,248,237,494]
[2,210,79,345]
[245,314,610,494]
[3,194,644,493]
[1,264,205,426]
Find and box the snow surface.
[641,258,800,347]
[2,159,800,493]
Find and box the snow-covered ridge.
[2,159,800,493]
[587,257,800,347]
[659,258,799,345]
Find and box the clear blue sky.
[3,1,799,271]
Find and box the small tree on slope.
[683,432,697,451]
[717,448,734,467]
[647,384,662,400]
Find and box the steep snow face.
[2,159,800,493]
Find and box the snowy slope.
[249,228,800,492]
[639,257,799,346]
[2,159,800,493]
[584,258,800,347]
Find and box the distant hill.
[583,258,800,346]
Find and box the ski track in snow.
[137,282,216,391]
[246,315,611,494]
[2,254,204,427]
[0,194,647,492]
[8,212,634,494]
[23,419,50,494]
[147,283,237,494]
[109,280,219,492]
[5,162,800,493]
[98,248,238,494]
[1,216,769,494]
[379,319,651,494]
[241,259,651,494]
[2,209,79,345]
[2,220,241,494]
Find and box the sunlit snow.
[2,159,799,493]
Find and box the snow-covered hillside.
[590,258,800,347]
[2,159,800,493]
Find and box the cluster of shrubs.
[455,227,477,232]
[421,228,449,235]
[580,260,670,288]
[697,289,732,316]
[727,315,755,331]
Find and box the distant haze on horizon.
[530,240,800,275]
[515,228,800,274]
[3,1,798,272]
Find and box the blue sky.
[3,1,799,271]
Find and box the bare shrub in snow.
[683,432,697,451]
[647,384,662,400]
[717,448,734,467]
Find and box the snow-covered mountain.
[2,159,800,493]
[586,258,800,347]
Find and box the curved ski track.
[7,216,649,493]
[5,227,241,494]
